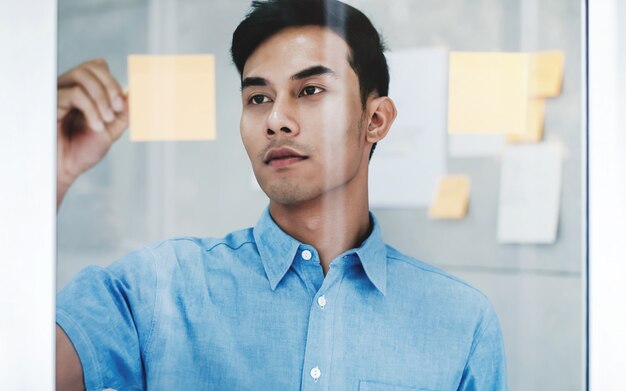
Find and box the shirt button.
[310,366,321,381]
[302,250,312,261]
[317,295,327,308]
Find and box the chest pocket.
[359,380,437,391]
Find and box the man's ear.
[365,96,397,143]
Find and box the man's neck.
[269,183,370,276]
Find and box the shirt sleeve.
[56,247,158,391]
[457,304,508,391]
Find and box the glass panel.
[56,0,585,389]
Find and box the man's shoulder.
[145,227,257,256]
[112,227,258,272]
[384,245,491,309]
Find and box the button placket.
[300,262,346,390]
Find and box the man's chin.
[263,182,318,206]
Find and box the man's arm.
[56,58,128,389]
[457,307,508,390]
[56,325,85,391]
[56,58,128,209]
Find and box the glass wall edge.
[581,0,589,390]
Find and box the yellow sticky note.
[128,55,216,141]
[529,51,564,98]
[428,175,471,220]
[507,98,546,143]
[448,52,530,135]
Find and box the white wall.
[588,0,626,388]
[0,1,56,389]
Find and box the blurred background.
[56,0,584,389]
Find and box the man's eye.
[249,95,270,105]
[300,86,323,97]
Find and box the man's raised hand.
[57,58,128,208]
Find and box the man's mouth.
[264,147,308,168]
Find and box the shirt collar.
[253,207,387,295]
[354,214,387,295]
[253,207,302,292]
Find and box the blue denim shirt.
[57,208,507,390]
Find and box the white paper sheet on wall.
[369,47,448,208]
[497,142,562,244]
[250,170,262,192]
[448,134,506,157]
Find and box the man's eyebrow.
[241,66,336,90]
[291,65,336,80]
[241,77,268,90]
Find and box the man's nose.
[265,97,299,137]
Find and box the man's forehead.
[241,25,351,80]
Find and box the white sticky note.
[369,47,448,208]
[497,142,562,244]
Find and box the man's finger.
[58,86,106,134]
[58,58,98,87]
[106,99,129,142]
[85,59,126,113]
[58,66,116,125]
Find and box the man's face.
[240,26,369,206]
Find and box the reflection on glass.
[56,0,584,390]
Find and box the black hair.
[230,0,389,159]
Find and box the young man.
[56,0,507,390]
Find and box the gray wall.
[57,1,584,390]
